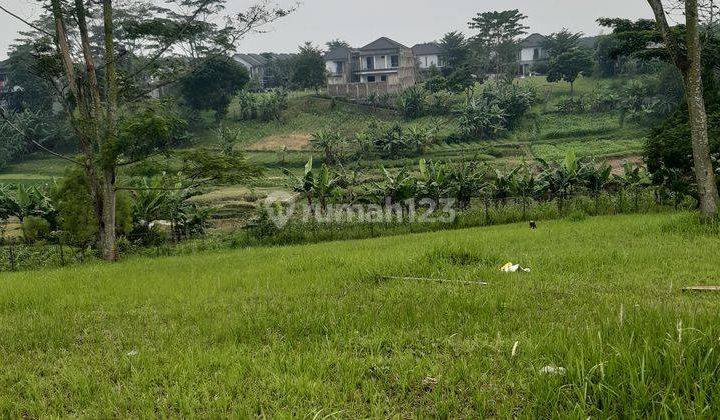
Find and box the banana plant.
[511,164,540,218]
[615,162,651,211]
[445,160,485,209]
[310,129,344,165]
[285,158,339,211]
[582,160,613,212]
[417,158,449,201]
[537,151,587,214]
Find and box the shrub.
[481,83,536,129]
[428,91,456,115]
[21,216,51,243]
[424,75,447,93]
[234,89,288,122]
[358,122,434,158]
[589,89,620,113]
[52,170,133,247]
[396,87,428,119]
[310,128,345,164]
[556,97,586,114]
[457,99,507,140]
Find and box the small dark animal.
[529,220,537,230]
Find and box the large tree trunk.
[101,169,117,260]
[685,0,720,217]
[647,0,720,218]
[101,0,119,260]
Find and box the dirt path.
[607,155,643,174]
[246,134,311,151]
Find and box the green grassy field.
[0,76,646,189]
[2,212,719,417]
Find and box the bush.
[481,83,536,129]
[51,169,133,247]
[424,75,447,93]
[234,89,288,122]
[456,83,536,140]
[457,99,507,140]
[21,216,51,243]
[357,122,435,158]
[428,91,457,116]
[556,97,586,114]
[589,89,620,113]
[396,87,428,119]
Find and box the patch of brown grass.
[246,134,311,152]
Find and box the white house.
[412,42,444,70]
[518,33,548,76]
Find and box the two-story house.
[325,37,417,99]
[518,33,548,77]
[412,42,444,71]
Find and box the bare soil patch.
[246,134,311,151]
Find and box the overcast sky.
[0,0,655,58]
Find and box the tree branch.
[646,0,688,73]
[0,5,54,37]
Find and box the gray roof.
[361,37,408,51]
[234,53,264,67]
[324,47,352,61]
[234,53,294,67]
[520,33,546,48]
[412,42,441,56]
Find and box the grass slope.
[1,213,719,417]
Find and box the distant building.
[412,42,444,70]
[325,37,418,99]
[518,33,549,77]
[233,53,294,88]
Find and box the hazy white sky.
[0,0,655,58]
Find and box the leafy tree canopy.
[542,28,584,57]
[180,55,249,117]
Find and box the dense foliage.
[181,56,250,118]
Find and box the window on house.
[533,48,540,60]
[366,57,374,70]
[335,61,344,74]
[391,55,399,67]
[367,76,376,83]
[380,75,387,82]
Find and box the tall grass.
[1,213,719,416]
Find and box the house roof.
[412,42,441,56]
[234,53,294,67]
[360,37,408,51]
[234,53,264,67]
[520,33,547,48]
[324,47,352,61]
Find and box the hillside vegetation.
[1,213,719,417]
